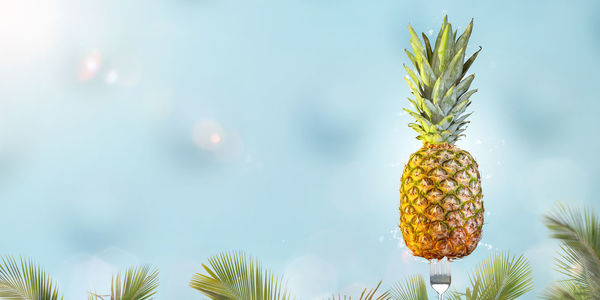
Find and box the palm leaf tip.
[111,265,159,300]
[390,275,427,300]
[541,280,588,300]
[190,251,293,300]
[0,255,62,300]
[459,251,533,300]
[543,203,600,298]
[328,281,390,300]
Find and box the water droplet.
[477,242,494,250]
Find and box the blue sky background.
[0,0,599,299]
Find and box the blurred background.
[0,0,598,298]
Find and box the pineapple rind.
[399,143,484,259]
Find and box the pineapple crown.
[404,16,481,145]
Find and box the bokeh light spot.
[210,133,221,144]
[105,69,119,85]
[79,51,102,81]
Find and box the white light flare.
[79,51,102,81]
[192,119,243,162]
[0,0,61,64]
[193,119,225,152]
[401,249,412,263]
[210,133,221,145]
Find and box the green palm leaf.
[87,292,107,300]
[329,281,390,300]
[541,280,588,300]
[189,252,293,300]
[89,266,159,300]
[542,203,600,298]
[389,275,427,300]
[0,256,62,300]
[449,252,533,300]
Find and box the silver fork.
[430,257,451,300]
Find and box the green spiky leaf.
[455,74,475,98]
[440,85,457,114]
[0,256,62,300]
[542,203,600,298]
[449,252,533,300]
[402,16,480,145]
[405,50,418,70]
[404,76,421,98]
[444,47,465,87]
[461,46,482,78]
[455,19,474,55]
[390,275,427,300]
[108,266,159,300]
[422,33,433,63]
[329,281,390,300]
[408,25,426,59]
[404,66,421,93]
[416,54,436,89]
[190,252,292,300]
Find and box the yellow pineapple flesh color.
[399,143,483,259]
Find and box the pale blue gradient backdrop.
[0,0,598,299]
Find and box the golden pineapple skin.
[399,143,483,260]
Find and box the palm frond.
[543,203,600,296]
[329,281,390,300]
[103,265,159,300]
[0,256,62,300]
[389,275,428,300]
[541,279,588,300]
[452,251,533,300]
[87,292,102,300]
[87,291,110,300]
[189,252,293,300]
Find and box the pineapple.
[399,16,484,260]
